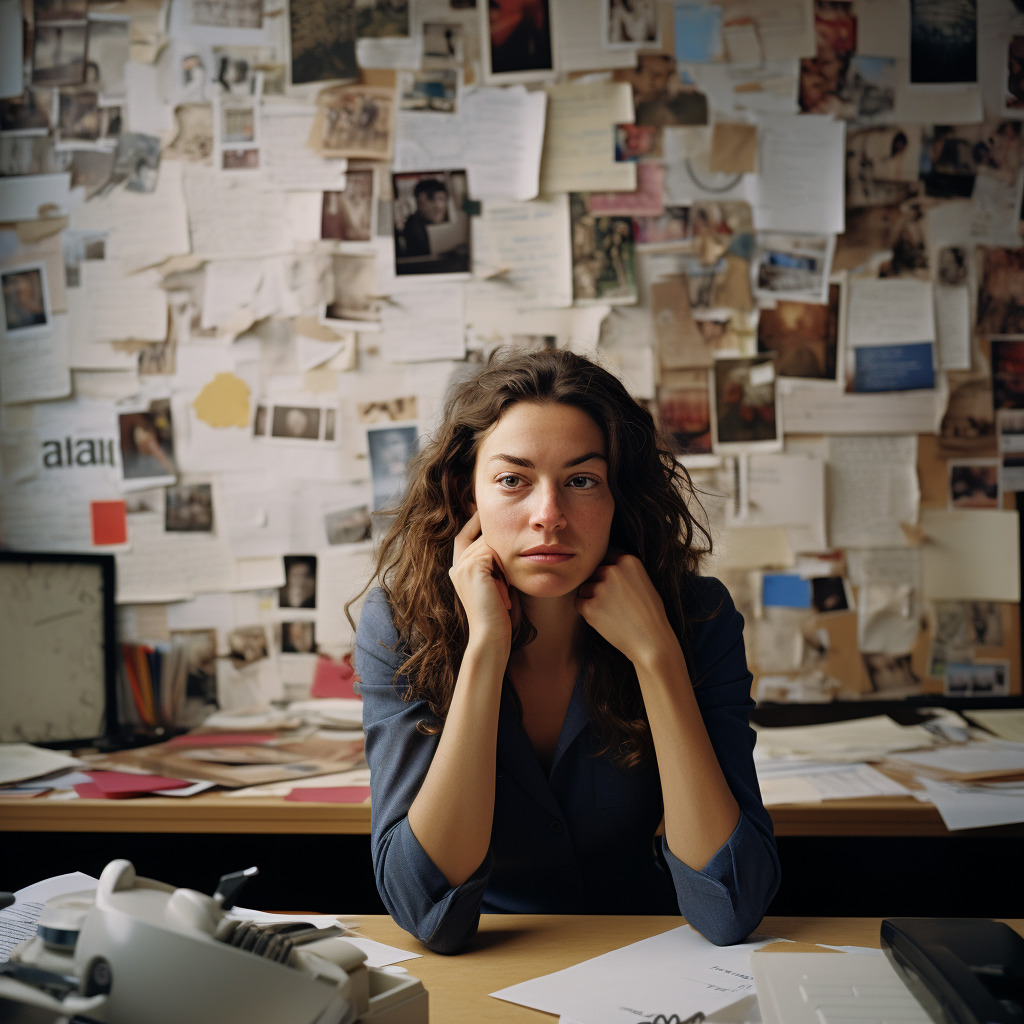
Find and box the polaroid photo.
[1,262,51,337]
[945,660,1010,698]
[949,459,1000,510]
[480,0,555,84]
[604,0,660,49]
[280,554,317,609]
[280,620,317,654]
[165,482,214,532]
[709,354,783,453]
[309,86,395,161]
[756,282,842,384]
[321,167,377,243]
[213,94,260,173]
[754,231,836,305]
[117,400,177,490]
[367,422,419,512]
[271,404,322,440]
[392,169,471,278]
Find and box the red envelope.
[84,770,192,797]
[284,786,371,804]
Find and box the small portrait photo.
[33,23,88,86]
[937,372,995,458]
[281,620,317,654]
[324,251,381,324]
[271,405,322,439]
[710,354,781,451]
[605,0,659,48]
[280,554,317,609]
[1,264,51,336]
[399,69,459,114]
[614,123,662,163]
[991,336,1024,410]
[569,193,637,305]
[936,245,968,288]
[392,170,471,276]
[656,373,712,457]
[169,628,219,725]
[368,423,418,511]
[221,147,260,170]
[1006,36,1024,113]
[325,503,372,544]
[423,21,464,66]
[482,0,554,82]
[311,86,395,161]
[321,168,376,242]
[977,246,1024,335]
[949,460,999,510]
[945,661,1010,697]
[227,624,270,665]
[213,54,263,95]
[58,88,101,143]
[118,402,177,485]
[357,395,418,423]
[165,482,214,532]
[863,652,921,696]
[756,286,841,382]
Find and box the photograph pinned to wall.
[797,0,855,115]
[321,168,377,243]
[101,131,161,193]
[288,0,358,86]
[948,459,1000,510]
[165,482,214,532]
[998,408,1024,453]
[309,85,395,161]
[709,353,782,452]
[323,251,382,326]
[605,0,659,48]
[937,371,996,458]
[32,21,88,86]
[423,21,464,67]
[63,229,106,287]
[398,69,459,113]
[280,554,317,608]
[355,0,410,38]
[213,94,260,172]
[325,503,372,544]
[212,45,285,97]
[392,169,471,276]
[810,576,850,614]
[227,624,271,665]
[656,369,713,459]
[845,126,922,209]
[977,247,1024,335]
[1,262,51,336]
[633,205,689,248]
[168,628,219,727]
[85,13,131,96]
[990,335,1024,410]
[368,423,418,511]
[863,651,921,698]
[754,232,836,305]
[945,660,1010,698]
[221,147,259,170]
[1004,35,1024,115]
[271,404,321,440]
[843,55,896,122]
[191,0,263,30]
[280,620,317,654]
[357,395,418,423]
[918,123,1020,199]
[614,52,708,127]
[480,0,555,83]
[694,313,742,355]
[56,88,102,145]
[756,282,842,383]
[117,400,177,489]
[0,88,56,134]
[909,0,977,85]
[614,123,662,163]
[569,192,637,305]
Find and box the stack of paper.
[753,715,938,763]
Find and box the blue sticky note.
[674,4,723,63]
[853,342,935,392]
[762,574,812,608]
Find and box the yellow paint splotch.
[192,372,251,428]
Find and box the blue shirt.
[356,577,780,954]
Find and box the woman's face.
[471,401,615,600]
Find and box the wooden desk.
[351,914,1024,1024]
[4,791,1024,838]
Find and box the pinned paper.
[192,372,251,428]
[90,500,128,546]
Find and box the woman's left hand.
[575,553,678,669]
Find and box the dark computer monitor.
[0,550,120,748]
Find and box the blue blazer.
[356,577,780,954]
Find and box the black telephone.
[882,917,1024,1024]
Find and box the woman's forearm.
[406,639,506,887]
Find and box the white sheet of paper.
[891,76,982,125]
[846,278,935,347]
[933,283,971,370]
[315,543,375,650]
[709,525,794,573]
[538,81,636,194]
[753,716,936,761]
[779,383,938,435]
[553,0,638,70]
[718,0,816,62]
[68,161,191,269]
[895,742,1024,777]
[392,110,463,173]
[0,174,74,222]
[858,583,922,655]
[378,283,465,362]
[0,314,72,405]
[491,925,772,1024]
[753,114,845,234]
[759,763,910,805]
[963,709,1024,744]
[260,104,348,190]
[471,194,573,310]
[0,745,86,786]
[77,260,167,342]
[918,776,1024,831]
[919,508,1020,602]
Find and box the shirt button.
[548,819,563,833]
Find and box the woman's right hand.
[449,511,516,650]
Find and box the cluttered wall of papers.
[1,0,1023,729]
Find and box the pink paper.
[85,770,191,796]
[311,655,359,699]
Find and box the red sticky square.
[91,501,127,545]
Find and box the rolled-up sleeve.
[661,578,781,946]
[355,589,491,953]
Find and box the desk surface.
[3,790,1023,837]
[352,914,1024,1024]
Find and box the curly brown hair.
[355,347,713,766]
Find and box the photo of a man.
[392,170,470,275]
[280,555,317,608]
[1,266,49,333]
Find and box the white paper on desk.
[68,161,190,270]
[1,873,98,963]
[471,195,573,311]
[760,776,824,806]
[378,283,465,363]
[964,709,1024,744]
[753,114,845,235]
[492,925,773,1024]
[893,741,1024,778]
[0,745,86,786]
[791,763,912,801]
[919,776,1024,831]
[0,314,72,405]
[223,767,372,797]
[539,82,636,195]
[260,104,347,191]
[752,716,936,762]
[826,435,918,550]
[919,508,1020,603]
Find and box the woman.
[354,349,779,954]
